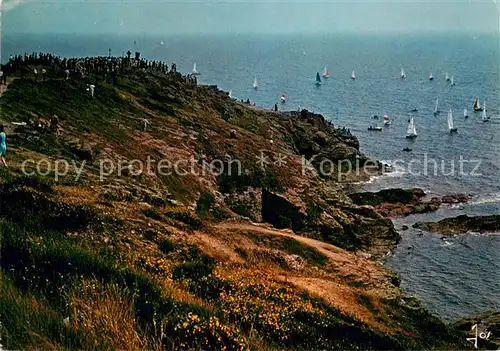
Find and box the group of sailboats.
[406,98,490,138]
[429,72,454,84]
[473,98,489,121]
[249,77,286,103]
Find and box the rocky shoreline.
[348,188,470,218]
[413,214,500,236]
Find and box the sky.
[1,0,499,35]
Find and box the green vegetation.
[158,238,176,254]
[0,61,473,350]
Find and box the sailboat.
[429,72,434,81]
[434,98,440,115]
[228,90,232,99]
[473,98,483,112]
[351,70,356,80]
[482,102,489,122]
[192,63,200,75]
[253,78,258,90]
[464,108,468,118]
[280,93,287,103]
[448,109,458,133]
[160,40,164,45]
[383,114,391,126]
[445,72,450,81]
[451,76,455,86]
[406,118,417,139]
[401,67,406,79]
[315,72,322,86]
[322,66,330,78]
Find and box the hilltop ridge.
[0,55,470,350]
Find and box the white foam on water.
[467,231,500,237]
[468,193,500,206]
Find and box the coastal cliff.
[0,56,471,349]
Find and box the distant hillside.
[0,56,469,350]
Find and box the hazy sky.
[2,0,499,35]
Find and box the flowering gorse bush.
[170,312,248,350]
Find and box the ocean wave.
[467,231,500,237]
[440,239,454,247]
[468,193,500,206]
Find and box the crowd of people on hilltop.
[0,51,188,82]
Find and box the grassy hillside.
[0,58,470,350]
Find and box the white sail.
[464,108,467,117]
[228,90,232,98]
[482,102,488,120]
[434,98,439,113]
[401,67,406,78]
[406,118,417,136]
[253,78,258,89]
[351,70,356,79]
[448,109,454,130]
[445,72,449,80]
[429,72,433,79]
[323,66,329,77]
[451,76,454,85]
[192,63,198,74]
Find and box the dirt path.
[213,221,398,298]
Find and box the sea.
[3,32,500,322]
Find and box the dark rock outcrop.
[261,188,400,256]
[261,189,306,231]
[441,193,472,204]
[413,214,500,236]
[348,188,440,218]
[349,188,426,206]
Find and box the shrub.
[195,191,214,219]
[158,238,175,254]
[166,211,202,230]
[141,207,163,220]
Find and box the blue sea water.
[3,32,500,321]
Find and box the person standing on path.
[0,125,8,168]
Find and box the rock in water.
[413,214,500,236]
